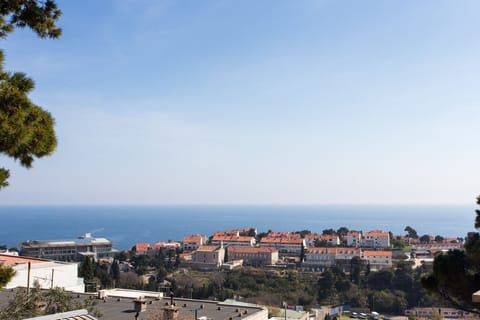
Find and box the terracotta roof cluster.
[267,231,300,239]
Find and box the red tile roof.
[135,243,150,252]
[183,235,204,243]
[363,250,392,257]
[364,231,389,237]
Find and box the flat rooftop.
[0,289,268,320]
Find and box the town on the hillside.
[0,226,470,320]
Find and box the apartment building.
[227,246,279,266]
[20,233,117,262]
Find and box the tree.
[0,283,101,319]
[404,226,418,239]
[337,227,349,238]
[349,256,363,285]
[0,0,61,189]
[422,196,480,313]
[0,263,15,289]
[322,229,336,236]
[419,234,431,244]
[435,235,444,243]
[79,257,94,282]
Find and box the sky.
[1,0,480,205]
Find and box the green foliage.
[0,0,61,39]
[419,234,431,244]
[404,226,418,239]
[422,197,480,312]
[337,227,349,238]
[79,257,94,281]
[0,263,15,289]
[367,269,394,291]
[392,239,405,250]
[0,284,100,320]
[0,0,61,189]
[322,229,337,235]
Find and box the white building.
[345,231,362,247]
[362,231,390,249]
[362,250,392,270]
[0,254,84,292]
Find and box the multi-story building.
[345,231,362,247]
[303,247,337,269]
[362,250,392,270]
[227,246,279,266]
[190,245,225,270]
[20,233,117,262]
[182,234,207,252]
[362,230,390,249]
[303,247,362,271]
[259,237,305,256]
[211,235,256,247]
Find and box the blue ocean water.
[0,205,475,250]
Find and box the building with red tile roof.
[134,243,150,255]
[227,246,279,266]
[362,230,390,249]
[303,247,362,271]
[182,234,207,252]
[345,231,362,247]
[362,250,392,270]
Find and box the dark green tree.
[322,229,336,235]
[111,259,120,283]
[337,227,349,238]
[79,257,94,282]
[404,226,418,239]
[422,196,480,313]
[0,0,61,189]
[419,234,431,244]
[349,256,363,285]
[367,269,394,291]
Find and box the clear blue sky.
[1,0,479,205]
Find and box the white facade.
[4,258,84,292]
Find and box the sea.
[0,205,476,250]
